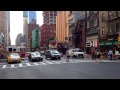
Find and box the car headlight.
[32,57,35,59]
[52,55,54,57]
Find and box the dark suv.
[45,50,61,60]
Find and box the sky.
[10,11,43,45]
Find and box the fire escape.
[108,11,120,35]
[73,19,83,48]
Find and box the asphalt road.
[0,56,120,79]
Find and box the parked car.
[40,51,45,55]
[28,52,43,62]
[68,48,84,58]
[45,50,61,60]
[7,53,21,64]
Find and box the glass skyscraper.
[7,11,10,33]
[28,11,36,23]
[23,11,28,17]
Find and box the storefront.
[100,34,119,53]
[86,35,99,54]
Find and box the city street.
[0,56,120,79]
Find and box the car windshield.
[35,52,41,55]
[73,50,81,52]
[10,53,19,57]
[51,50,59,54]
[31,53,36,56]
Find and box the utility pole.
[84,11,87,53]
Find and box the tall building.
[23,11,28,46]
[0,11,7,47]
[40,24,56,49]
[28,11,36,23]
[86,11,99,54]
[68,11,85,46]
[32,28,39,48]
[15,33,23,46]
[43,11,57,24]
[0,32,5,54]
[23,11,28,17]
[99,11,120,53]
[27,20,39,51]
[56,11,69,44]
[7,11,11,45]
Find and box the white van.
[68,48,84,58]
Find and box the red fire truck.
[6,45,26,58]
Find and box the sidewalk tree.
[48,37,56,46]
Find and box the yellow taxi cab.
[7,53,21,64]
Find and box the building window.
[87,11,89,17]
[87,22,89,28]
[44,30,45,32]
[94,19,97,26]
[116,11,120,17]
[94,11,97,13]
[90,19,94,27]
[101,13,104,22]
[102,26,105,35]
[116,23,120,32]
[50,20,53,22]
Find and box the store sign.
[86,42,91,47]
[94,40,98,47]
[108,38,113,41]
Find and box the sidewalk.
[62,54,119,61]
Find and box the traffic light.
[118,36,120,42]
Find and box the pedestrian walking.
[91,49,95,60]
[108,49,113,61]
[99,51,102,62]
[66,49,70,62]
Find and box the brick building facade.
[40,24,56,49]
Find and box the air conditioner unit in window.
[94,11,97,13]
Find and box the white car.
[68,48,84,58]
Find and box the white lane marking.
[2,65,6,68]
[39,62,47,65]
[19,64,24,67]
[26,63,31,66]
[44,61,54,64]
[33,63,39,65]
[11,64,14,68]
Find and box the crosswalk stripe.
[19,64,23,67]
[39,62,47,65]
[2,65,6,68]
[33,63,39,65]
[26,63,31,66]
[44,61,54,64]
[11,64,14,68]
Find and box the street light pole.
[84,11,87,53]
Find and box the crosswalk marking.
[39,62,47,65]
[1,60,120,69]
[11,64,14,68]
[26,63,31,66]
[44,61,54,64]
[33,63,39,65]
[19,64,23,67]
[2,65,6,68]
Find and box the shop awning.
[104,41,113,45]
[113,40,118,45]
[99,42,105,46]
